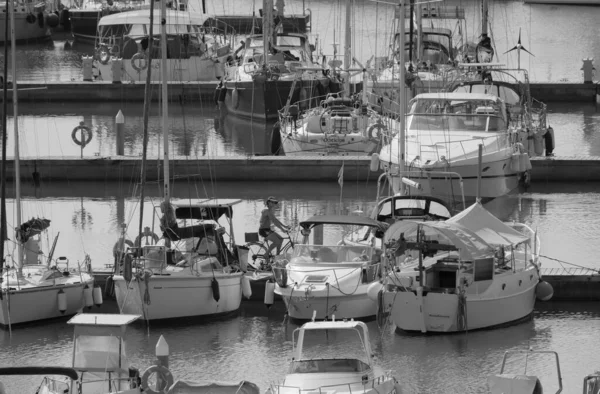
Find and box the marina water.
[0,0,599,392]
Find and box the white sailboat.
[0,0,95,327]
[111,0,243,321]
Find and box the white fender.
[264,281,276,306]
[58,289,67,314]
[367,281,384,301]
[92,285,103,307]
[242,275,252,299]
[83,284,93,309]
[536,281,554,301]
[370,153,380,172]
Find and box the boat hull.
[96,57,226,82]
[0,278,94,326]
[281,135,379,156]
[113,273,243,320]
[384,270,538,333]
[222,78,333,122]
[0,12,51,43]
[69,9,106,42]
[278,289,376,320]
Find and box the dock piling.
[116,110,125,156]
[155,335,170,391]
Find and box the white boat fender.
[211,277,220,302]
[544,126,555,156]
[123,255,133,282]
[367,281,384,301]
[141,365,174,394]
[57,289,67,314]
[536,280,553,301]
[92,285,103,307]
[369,153,380,172]
[264,280,276,308]
[104,275,115,298]
[232,88,240,109]
[242,275,252,299]
[83,284,93,309]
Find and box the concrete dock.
[3,155,600,182]
[6,81,600,103]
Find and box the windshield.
[407,98,506,132]
[291,245,376,264]
[294,328,369,363]
[453,84,521,106]
[377,198,451,223]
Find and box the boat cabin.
[407,92,508,133]
[373,195,453,224]
[286,321,375,386]
[96,8,232,61]
[40,314,141,394]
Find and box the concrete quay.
[3,155,600,183]
[4,81,600,102]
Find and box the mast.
[481,0,488,37]
[343,0,351,95]
[161,0,169,205]
[397,0,406,194]
[0,0,8,277]
[9,0,22,274]
[415,3,422,63]
[262,0,273,67]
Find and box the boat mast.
[397,0,406,194]
[9,0,22,274]
[262,0,273,67]
[0,0,8,277]
[343,0,351,96]
[481,0,488,41]
[161,0,169,205]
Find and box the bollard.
[82,56,93,81]
[581,58,595,85]
[116,110,125,156]
[155,335,169,392]
[111,57,123,84]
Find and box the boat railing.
[269,371,393,394]
[412,132,511,163]
[41,375,137,394]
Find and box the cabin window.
[473,258,494,281]
[74,336,120,370]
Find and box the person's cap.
[266,196,279,204]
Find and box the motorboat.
[35,313,261,394]
[371,201,553,333]
[487,350,562,393]
[218,5,333,121]
[88,3,233,82]
[378,92,532,201]
[112,199,245,321]
[68,0,150,43]
[273,215,388,320]
[266,319,401,394]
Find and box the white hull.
[384,269,538,332]
[113,273,243,320]
[388,156,521,199]
[280,290,377,320]
[0,12,51,42]
[281,136,378,156]
[0,277,94,326]
[96,57,226,82]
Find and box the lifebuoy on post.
[71,122,93,147]
[96,45,111,65]
[131,52,148,72]
[140,365,174,394]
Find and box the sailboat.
[220,0,333,122]
[274,0,399,157]
[111,0,244,322]
[0,0,95,328]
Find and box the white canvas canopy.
[384,219,494,261]
[447,202,529,246]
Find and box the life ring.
[141,365,174,394]
[71,122,93,147]
[96,45,110,65]
[131,52,148,72]
[135,227,160,247]
[367,122,386,141]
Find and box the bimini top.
[384,218,494,261]
[300,215,387,231]
[172,199,242,220]
[98,9,208,27]
[447,202,529,246]
[412,92,501,103]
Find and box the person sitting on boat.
[259,196,290,257]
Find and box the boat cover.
[447,202,529,246]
